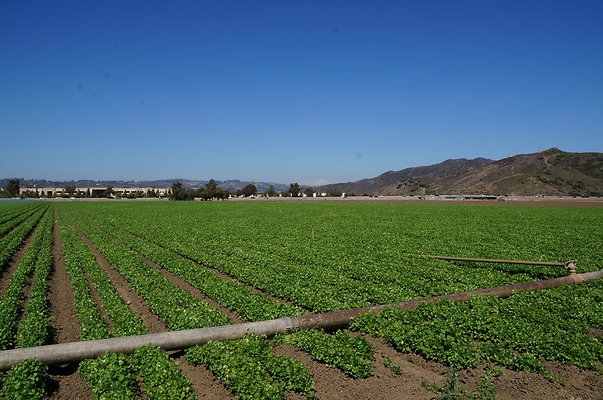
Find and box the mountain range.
[316,148,602,197]
[3,148,602,197]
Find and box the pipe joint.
[564,261,578,275]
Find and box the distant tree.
[6,179,20,197]
[241,184,257,197]
[289,183,300,197]
[197,179,227,200]
[64,185,76,196]
[303,187,315,197]
[105,186,115,198]
[206,179,218,194]
[266,185,276,197]
[170,181,192,201]
[146,189,158,198]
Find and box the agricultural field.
[0,200,601,399]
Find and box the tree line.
[169,181,323,201]
[1,179,343,200]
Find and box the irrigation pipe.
[1,269,602,370]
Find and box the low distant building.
[18,186,171,198]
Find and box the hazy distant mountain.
[0,178,289,193]
[317,148,603,197]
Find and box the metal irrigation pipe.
[0,269,601,370]
[414,254,578,274]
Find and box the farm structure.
[0,201,601,399]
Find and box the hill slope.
[318,148,603,196]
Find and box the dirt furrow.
[48,210,93,400]
[83,271,115,335]
[111,223,302,310]
[273,336,443,400]
[97,227,243,324]
[66,214,234,399]
[136,249,243,324]
[170,350,237,400]
[178,251,302,310]
[67,216,168,334]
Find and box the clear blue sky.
[1,0,602,185]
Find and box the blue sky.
[1,0,602,185]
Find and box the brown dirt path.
[274,336,445,400]
[47,210,93,400]
[455,361,603,400]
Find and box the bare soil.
[457,362,603,400]
[170,350,236,400]
[274,335,446,400]
[47,214,92,400]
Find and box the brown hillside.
[318,148,603,196]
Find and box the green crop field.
[0,200,601,399]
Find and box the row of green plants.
[0,204,26,224]
[0,204,42,236]
[75,211,376,379]
[90,216,303,321]
[0,202,42,221]
[66,210,319,399]
[0,209,52,350]
[0,206,47,272]
[86,203,542,314]
[69,213,231,330]
[57,202,602,385]
[350,285,603,376]
[0,209,53,400]
[57,211,197,399]
[186,335,315,399]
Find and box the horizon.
[2,1,602,185]
[1,146,598,186]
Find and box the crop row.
[64,210,319,399]
[84,205,538,314]
[73,211,377,379]
[0,203,41,225]
[0,209,52,350]
[58,201,603,384]
[89,214,303,321]
[0,206,48,272]
[0,208,53,400]
[57,210,197,399]
[0,205,42,237]
[350,285,603,376]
